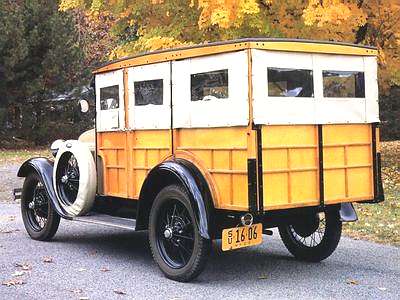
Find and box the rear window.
[323,71,365,98]
[267,68,314,97]
[191,69,229,101]
[100,85,119,110]
[134,79,163,106]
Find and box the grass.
[0,148,50,165]
[0,141,399,246]
[343,141,400,246]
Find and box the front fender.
[18,158,72,220]
[137,160,213,239]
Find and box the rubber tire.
[278,210,342,262]
[53,140,96,216]
[21,173,60,241]
[149,185,211,282]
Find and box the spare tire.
[53,140,96,216]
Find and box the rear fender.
[17,158,72,220]
[136,160,213,239]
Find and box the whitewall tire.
[53,140,96,216]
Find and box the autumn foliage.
[58,0,400,92]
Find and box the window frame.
[127,62,171,130]
[252,49,316,125]
[95,70,125,132]
[172,51,249,129]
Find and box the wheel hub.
[61,175,69,183]
[164,227,173,239]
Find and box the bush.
[380,87,400,141]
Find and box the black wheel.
[55,152,80,206]
[278,210,342,262]
[149,185,211,282]
[21,173,60,241]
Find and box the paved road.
[0,203,399,300]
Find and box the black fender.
[17,158,72,220]
[136,159,214,239]
[339,202,358,222]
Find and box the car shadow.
[50,225,343,285]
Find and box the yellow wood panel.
[175,127,249,210]
[97,130,171,199]
[97,132,128,198]
[262,125,319,210]
[323,124,373,203]
[128,130,171,199]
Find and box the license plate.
[222,223,263,251]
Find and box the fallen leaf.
[15,262,32,271]
[0,229,19,234]
[100,267,110,272]
[113,290,126,295]
[69,288,83,294]
[12,271,26,277]
[346,279,359,285]
[2,279,26,287]
[43,256,53,263]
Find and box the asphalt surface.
[0,164,399,299]
[0,203,399,300]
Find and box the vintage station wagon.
[17,38,384,282]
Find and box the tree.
[58,0,400,89]
[0,0,88,145]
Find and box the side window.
[100,85,119,110]
[323,70,365,98]
[134,79,163,106]
[172,51,248,128]
[128,62,171,130]
[190,69,229,101]
[267,68,314,97]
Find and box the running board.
[72,213,136,231]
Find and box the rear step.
[72,213,136,231]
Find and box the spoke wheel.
[21,173,60,241]
[289,213,326,248]
[149,185,210,282]
[55,152,80,206]
[278,210,342,262]
[156,199,195,269]
[25,182,49,231]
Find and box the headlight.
[50,139,65,157]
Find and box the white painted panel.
[313,54,366,123]
[252,49,315,125]
[127,62,171,130]
[95,70,124,132]
[172,51,249,128]
[364,56,380,123]
[252,49,380,125]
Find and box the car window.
[267,68,314,97]
[134,79,163,106]
[100,85,119,110]
[191,69,229,101]
[323,71,365,98]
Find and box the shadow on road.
[51,227,337,284]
